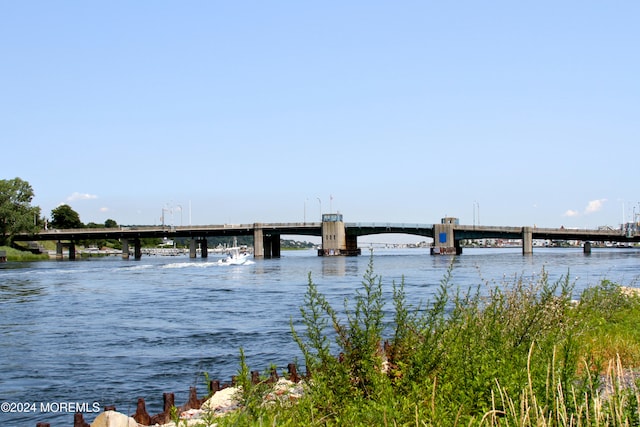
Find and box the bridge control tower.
[318,213,361,256]
[431,217,462,255]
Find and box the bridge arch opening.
[356,233,433,248]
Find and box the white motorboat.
[217,247,252,265]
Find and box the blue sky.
[2,1,638,236]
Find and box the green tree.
[104,218,118,228]
[50,204,83,229]
[0,177,41,246]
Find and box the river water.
[1,247,639,426]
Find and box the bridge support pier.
[201,239,208,258]
[263,233,281,258]
[431,218,461,255]
[56,241,76,260]
[254,227,263,258]
[253,225,280,258]
[189,238,208,258]
[253,225,281,258]
[318,213,360,256]
[522,227,533,255]
[584,241,591,254]
[134,238,142,260]
[121,238,142,260]
[121,239,129,259]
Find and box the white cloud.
[563,199,607,219]
[584,198,607,214]
[67,192,98,201]
[100,207,109,212]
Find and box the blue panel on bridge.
[439,232,447,243]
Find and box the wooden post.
[132,397,151,425]
[73,412,90,427]
[150,392,174,426]
[185,386,200,410]
[288,363,299,383]
[269,366,279,383]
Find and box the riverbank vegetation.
[0,246,49,261]
[210,259,640,426]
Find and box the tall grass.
[0,245,49,261]
[215,257,640,426]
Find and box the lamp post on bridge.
[176,204,183,226]
[473,201,480,227]
[162,203,176,228]
[304,198,308,223]
[317,197,322,221]
[161,207,169,228]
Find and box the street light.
[473,202,476,227]
[317,197,322,221]
[176,204,183,226]
[473,201,480,226]
[304,198,308,223]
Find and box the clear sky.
[2,1,638,237]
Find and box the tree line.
[0,177,124,247]
[1,177,314,250]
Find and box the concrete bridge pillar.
[522,227,533,255]
[262,233,281,258]
[189,238,208,258]
[190,239,197,258]
[584,241,592,254]
[56,241,76,260]
[253,225,280,258]
[346,235,358,254]
[134,238,142,260]
[121,239,129,259]
[201,238,208,258]
[254,225,264,259]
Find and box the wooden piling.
[149,392,174,426]
[132,397,151,425]
[269,366,279,383]
[288,363,299,383]
[73,412,90,427]
[36,361,303,426]
[184,386,201,410]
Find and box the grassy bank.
[0,246,50,261]
[210,258,640,426]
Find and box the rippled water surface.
[1,247,639,425]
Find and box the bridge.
[12,214,640,259]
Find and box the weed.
[217,256,640,426]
